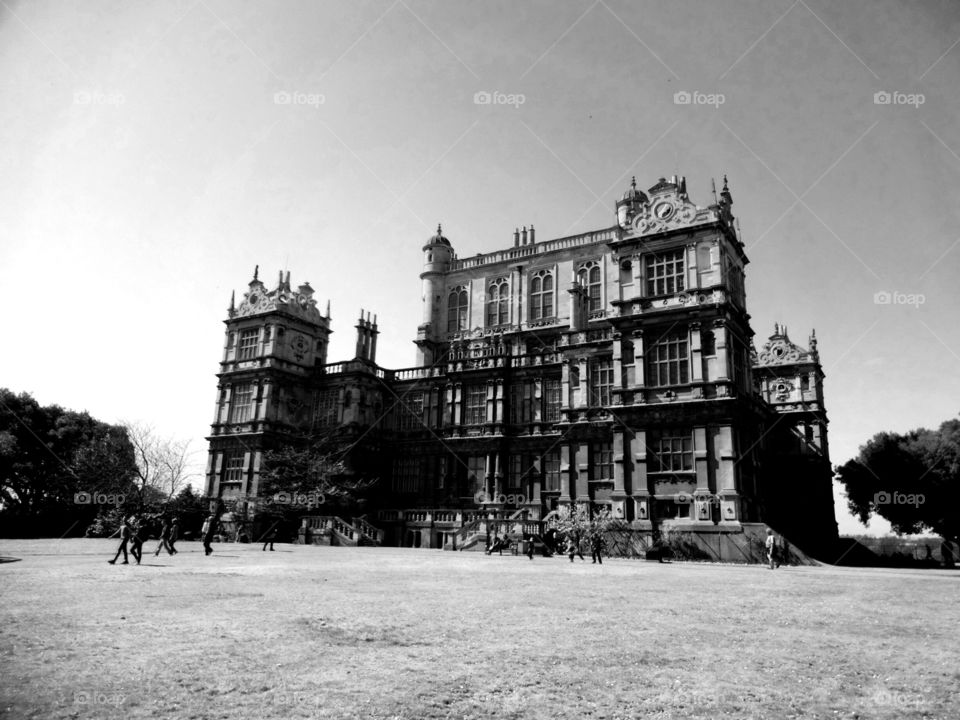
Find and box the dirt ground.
[1,538,958,720]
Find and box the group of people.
[484,530,607,564]
[108,515,179,565]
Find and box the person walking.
[566,536,584,563]
[202,515,216,556]
[591,533,605,565]
[108,517,132,565]
[168,518,179,554]
[154,517,174,557]
[526,534,535,560]
[262,524,277,551]
[765,529,779,569]
[129,516,144,565]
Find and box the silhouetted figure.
[129,516,144,565]
[262,526,277,551]
[168,519,179,554]
[566,536,584,562]
[526,534,535,560]
[154,518,174,557]
[108,518,131,565]
[591,534,605,565]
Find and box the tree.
[836,416,960,544]
[0,388,137,535]
[254,435,378,524]
[123,422,194,510]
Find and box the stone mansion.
[204,174,838,558]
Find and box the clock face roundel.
[653,201,674,220]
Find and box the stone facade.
[205,175,838,558]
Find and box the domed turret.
[616,176,648,228]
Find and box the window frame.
[529,270,555,321]
[646,332,690,387]
[229,383,255,423]
[447,287,468,333]
[237,329,259,361]
[487,278,510,327]
[645,249,686,297]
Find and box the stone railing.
[450,227,619,270]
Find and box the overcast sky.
[2,0,958,536]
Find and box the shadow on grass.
[0,556,22,563]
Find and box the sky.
[1,0,958,536]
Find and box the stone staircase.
[298,515,384,547]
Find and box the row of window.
[386,432,693,495]
[219,429,695,489]
[445,250,687,333]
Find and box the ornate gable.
[755,324,818,367]
[230,268,324,323]
[628,178,718,237]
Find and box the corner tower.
[416,224,454,365]
[205,267,331,509]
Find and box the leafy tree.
[0,389,137,535]
[836,416,960,544]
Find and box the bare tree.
[122,422,193,507]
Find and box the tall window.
[465,385,486,425]
[392,456,421,493]
[649,431,693,473]
[577,262,602,312]
[396,391,424,431]
[487,278,510,327]
[591,441,613,480]
[543,378,562,422]
[529,271,554,320]
[466,455,486,494]
[237,329,259,360]
[646,249,685,296]
[313,389,338,428]
[447,287,468,333]
[589,357,614,406]
[230,383,255,423]
[542,449,561,492]
[509,382,533,425]
[647,332,689,386]
[224,451,245,482]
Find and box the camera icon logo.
[74,492,92,504]
[273,91,291,105]
[274,491,292,505]
[874,491,891,505]
[874,91,891,105]
[673,90,692,105]
[873,291,891,305]
[473,91,492,105]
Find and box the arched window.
[487,278,509,327]
[447,288,468,333]
[577,261,602,312]
[529,270,554,320]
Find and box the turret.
[616,176,648,229]
[417,224,455,364]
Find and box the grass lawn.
[0,539,958,720]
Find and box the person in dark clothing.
[129,516,144,565]
[566,536,585,562]
[591,534,605,564]
[526,534,535,560]
[262,525,277,551]
[168,519,179,554]
[108,518,132,564]
[154,518,174,557]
